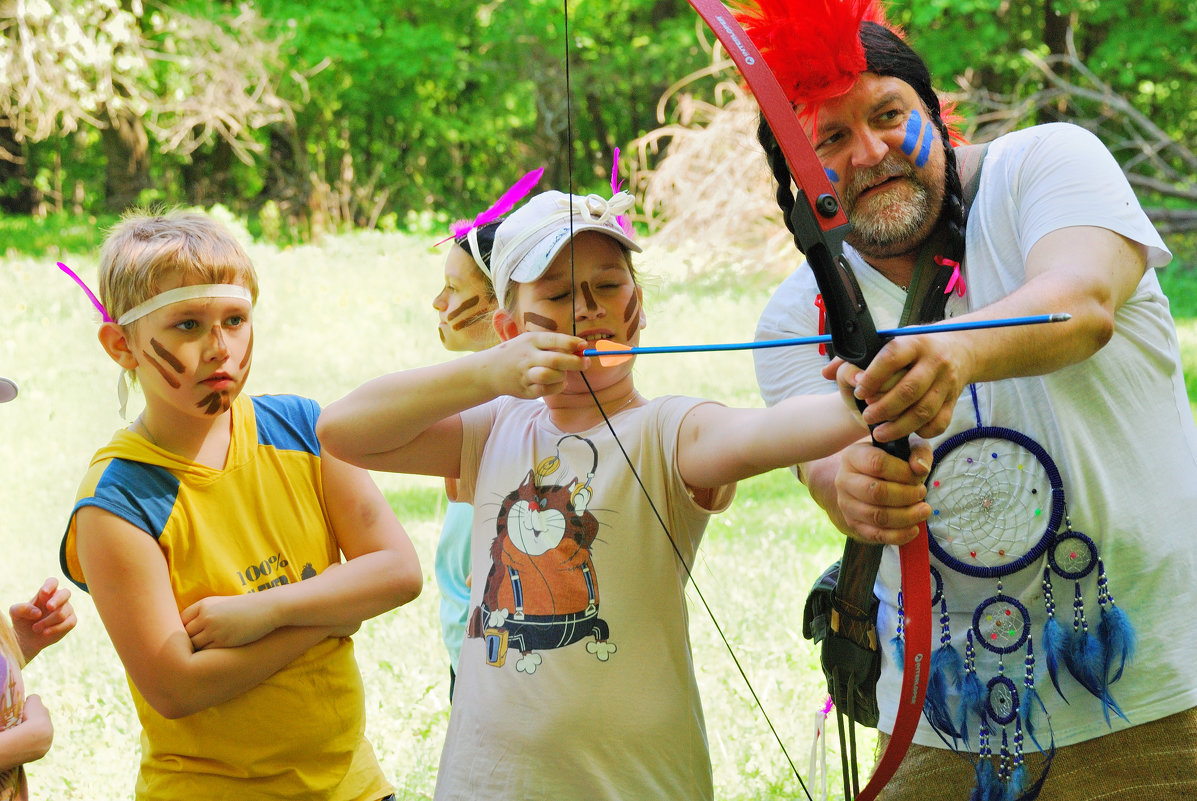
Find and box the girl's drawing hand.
[489,332,589,399]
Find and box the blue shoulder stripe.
[78,458,180,540]
[252,394,321,455]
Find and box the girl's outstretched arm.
[181,453,423,649]
[677,394,932,533]
[317,331,587,475]
[75,506,355,720]
[677,393,867,489]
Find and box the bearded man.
[746,1,1197,798]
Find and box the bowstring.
[560,3,810,797]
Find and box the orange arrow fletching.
[589,339,635,366]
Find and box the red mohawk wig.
[733,0,897,108]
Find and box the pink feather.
[437,167,545,246]
[57,261,112,322]
[610,148,634,237]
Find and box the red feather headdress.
[732,0,897,109]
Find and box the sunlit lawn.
[4,221,1195,799]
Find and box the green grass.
[5,222,1196,799]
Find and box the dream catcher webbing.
[891,386,1135,800]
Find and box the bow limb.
[684,2,932,800]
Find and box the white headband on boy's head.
[117,284,253,326]
[115,283,254,418]
[490,190,640,305]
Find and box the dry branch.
[627,46,795,272]
[947,31,1196,235]
[0,0,297,165]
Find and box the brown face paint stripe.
[447,295,481,321]
[623,293,639,323]
[239,330,253,370]
[523,312,558,331]
[197,392,226,415]
[452,310,492,331]
[579,282,598,311]
[142,353,182,388]
[150,338,184,373]
[625,317,639,342]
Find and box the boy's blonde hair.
[99,209,259,325]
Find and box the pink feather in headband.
[611,147,634,238]
[436,167,545,246]
[57,261,112,322]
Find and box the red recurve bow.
[683,3,934,799]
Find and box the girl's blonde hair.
[98,209,259,325]
[0,614,23,669]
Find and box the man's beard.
[842,155,940,258]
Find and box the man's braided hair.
[757,22,965,263]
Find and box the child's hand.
[181,594,278,650]
[12,694,55,765]
[826,358,867,422]
[825,357,906,425]
[10,578,77,663]
[823,334,968,442]
[490,332,589,399]
[833,437,933,546]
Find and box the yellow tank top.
[62,394,391,800]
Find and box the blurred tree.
[885,0,1197,143]
[0,0,1191,245]
[247,0,708,232]
[0,0,294,211]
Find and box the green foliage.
[887,0,1197,143]
[1159,250,1197,319]
[1,0,1192,240]
[247,0,709,224]
[0,211,119,258]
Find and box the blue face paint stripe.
[916,118,934,167]
[901,108,923,155]
[824,167,840,184]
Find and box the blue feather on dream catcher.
[891,385,1135,800]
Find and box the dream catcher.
[892,385,1135,799]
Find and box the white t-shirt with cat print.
[436,394,734,801]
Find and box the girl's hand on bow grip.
[833,438,934,546]
[825,333,970,442]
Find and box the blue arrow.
[584,313,1071,360]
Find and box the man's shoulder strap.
[955,142,990,219]
[899,142,991,327]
